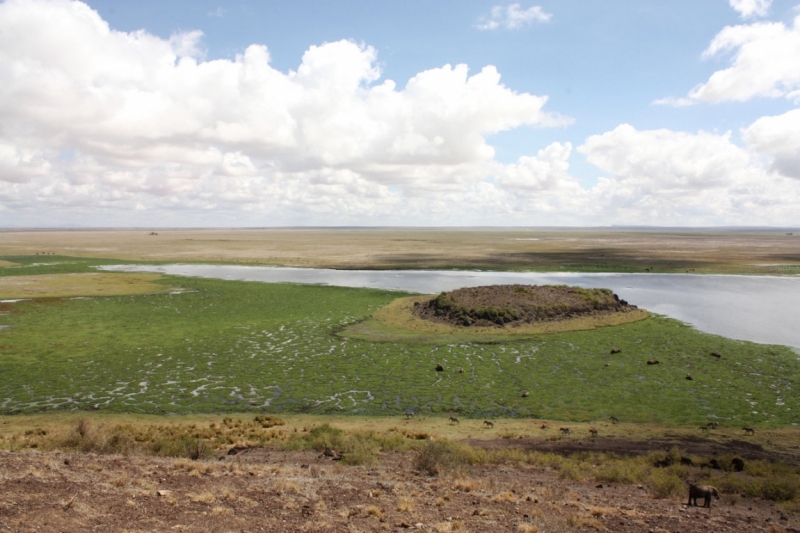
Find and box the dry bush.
[567,514,605,530]
[453,478,483,492]
[434,521,467,533]
[365,505,384,519]
[190,491,215,504]
[588,506,616,517]
[254,414,285,428]
[492,490,516,503]
[273,479,302,496]
[397,496,415,512]
[109,473,130,488]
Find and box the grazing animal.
[521,391,530,398]
[458,367,464,373]
[646,359,660,365]
[743,427,755,435]
[731,457,745,472]
[685,374,693,380]
[609,416,619,424]
[540,424,548,430]
[435,363,444,372]
[448,416,460,425]
[319,446,343,461]
[706,421,719,429]
[610,348,621,354]
[710,351,721,358]
[700,426,709,432]
[483,420,494,429]
[589,429,598,438]
[559,428,571,435]
[687,484,719,508]
[404,410,415,420]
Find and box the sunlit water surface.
[100,264,800,349]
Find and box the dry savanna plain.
[1,228,800,532]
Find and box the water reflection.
[99,264,800,349]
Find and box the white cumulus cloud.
[1,0,799,228]
[578,124,800,225]
[744,108,800,179]
[476,3,552,30]
[656,13,800,105]
[729,0,772,18]
[0,0,572,225]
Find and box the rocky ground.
[412,285,637,327]
[1,445,796,533]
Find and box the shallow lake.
[100,264,800,350]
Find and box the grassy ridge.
[3,415,800,508]
[1,256,799,425]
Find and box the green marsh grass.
[1,255,799,426]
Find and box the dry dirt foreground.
[1,228,800,273]
[0,448,796,533]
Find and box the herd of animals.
[414,411,757,439]
[399,346,757,509]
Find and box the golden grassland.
[340,294,650,343]
[5,412,800,513]
[1,227,799,273]
[0,272,174,299]
[0,259,19,267]
[3,412,799,455]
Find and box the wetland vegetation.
[1,255,797,426]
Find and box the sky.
[1,0,799,227]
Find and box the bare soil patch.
[0,446,795,533]
[413,285,638,328]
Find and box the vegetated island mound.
[413,284,639,328]
[340,284,649,343]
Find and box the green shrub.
[558,460,586,481]
[414,440,480,476]
[759,475,799,502]
[340,434,380,466]
[649,469,684,499]
[593,459,647,485]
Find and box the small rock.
[156,490,171,497]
